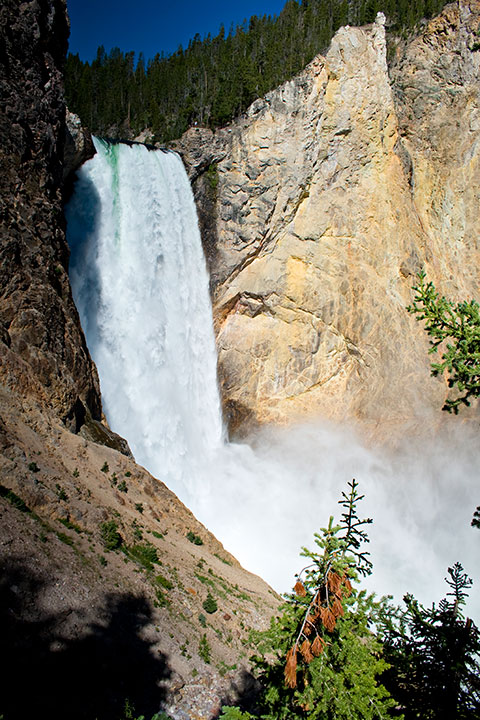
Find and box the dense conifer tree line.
[65,0,448,142]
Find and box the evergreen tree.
[220,480,397,719]
[381,564,480,718]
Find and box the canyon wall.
[175,1,480,437]
[0,0,101,430]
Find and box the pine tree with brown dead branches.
[238,480,397,720]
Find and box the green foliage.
[101,461,109,473]
[219,708,254,720]
[198,613,207,628]
[135,502,144,513]
[218,481,480,719]
[407,271,480,412]
[55,483,68,501]
[65,0,449,143]
[381,563,480,718]
[154,589,170,608]
[126,542,160,571]
[0,484,30,512]
[217,661,238,677]
[187,530,203,545]
[100,519,123,551]
[221,480,395,720]
[199,633,211,664]
[73,467,80,478]
[59,517,83,534]
[28,461,40,473]
[151,530,164,540]
[155,574,173,590]
[118,479,128,493]
[132,518,143,541]
[206,163,219,192]
[202,592,218,614]
[408,273,480,529]
[56,531,74,547]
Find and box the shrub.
[55,483,68,501]
[199,634,211,664]
[132,519,143,541]
[202,592,218,615]
[155,574,173,590]
[187,530,203,545]
[59,518,82,534]
[56,531,74,547]
[100,520,122,551]
[154,589,170,608]
[127,542,159,571]
[0,485,30,512]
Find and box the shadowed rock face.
[176,4,480,437]
[0,0,101,430]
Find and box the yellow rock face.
[208,5,480,436]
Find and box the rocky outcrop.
[63,108,95,181]
[169,127,229,285]
[0,0,102,430]
[177,3,480,437]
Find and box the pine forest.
[65,0,449,143]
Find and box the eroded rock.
[178,5,480,437]
[0,0,102,429]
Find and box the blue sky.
[67,0,288,63]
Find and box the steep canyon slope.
[175,1,480,437]
[0,2,278,717]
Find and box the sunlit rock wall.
[177,2,480,436]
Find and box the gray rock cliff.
[0,0,101,430]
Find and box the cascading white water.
[67,138,224,496]
[66,139,479,622]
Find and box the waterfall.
[66,138,224,496]
[66,139,479,622]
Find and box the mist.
[184,416,480,623]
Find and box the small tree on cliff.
[407,272,480,528]
[220,480,397,720]
[406,271,480,413]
